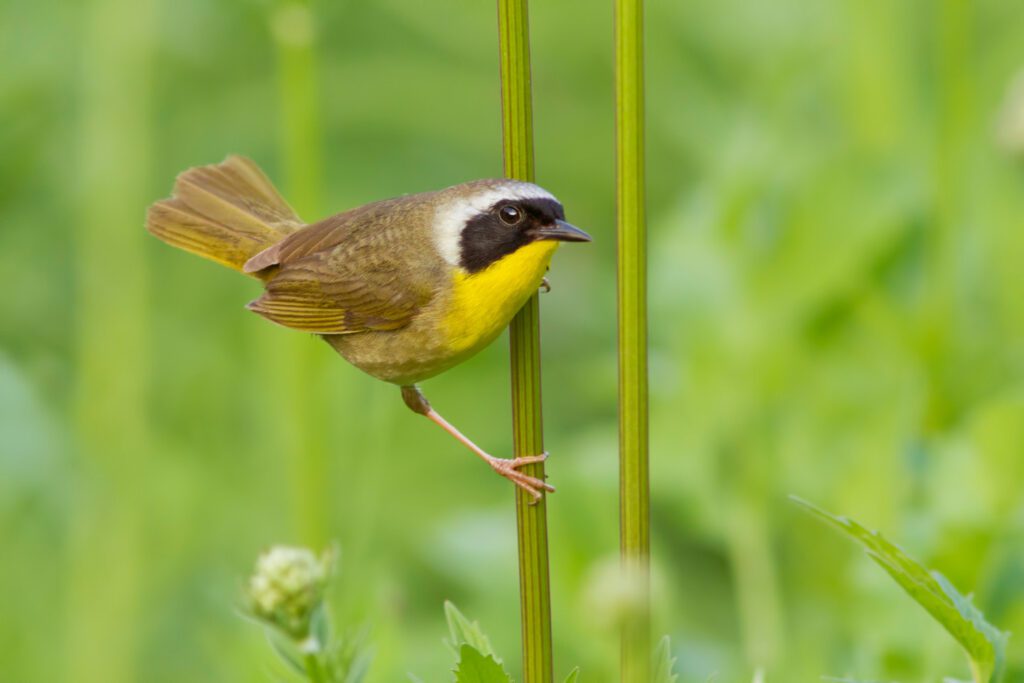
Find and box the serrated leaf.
[653,636,679,683]
[563,666,580,683]
[444,601,498,661]
[792,497,1009,683]
[454,644,512,683]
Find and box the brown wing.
[242,196,411,274]
[244,194,442,334]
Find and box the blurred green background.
[3,0,1024,681]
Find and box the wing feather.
[243,195,442,334]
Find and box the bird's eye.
[499,205,522,225]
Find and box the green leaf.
[653,636,679,683]
[340,648,371,683]
[328,626,371,683]
[444,602,498,661]
[792,497,1009,683]
[265,631,305,675]
[454,645,512,683]
[563,667,580,683]
[310,603,330,652]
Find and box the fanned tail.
[146,156,303,274]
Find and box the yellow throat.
[444,240,559,354]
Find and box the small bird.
[146,156,590,500]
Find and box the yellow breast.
[443,240,559,354]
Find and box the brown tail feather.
[146,156,303,274]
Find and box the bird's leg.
[400,385,554,501]
[539,276,551,293]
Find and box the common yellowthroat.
[146,156,590,500]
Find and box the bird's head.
[433,179,591,273]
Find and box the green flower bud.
[247,545,333,641]
[998,70,1024,157]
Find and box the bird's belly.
[325,241,558,385]
[325,323,464,386]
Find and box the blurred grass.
[2,0,1024,681]
[269,0,329,547]
[66,0,154,681]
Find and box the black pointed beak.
[535,219,592,243]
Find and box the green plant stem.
[497,1,554,682]
[273,0,323,216]
[304,652,326,683]
[615,0,650,680]
[67,0,154,680]
[270,0,329,547]
[920,0,971,432]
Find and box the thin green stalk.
[66,0,154,680]
[273,0,324,216]
[920,0,971,431]
[304,653,326,683]
[270,0,329,546]
[727,479,783,671]
[615,0,650,680]
[497,1,553,681]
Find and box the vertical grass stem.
[497,1,554,681]
[304,653,326,683]
[270,0,329,546]
[67,0,154,679]
[615,0,650,680]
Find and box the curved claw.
[539,277,551,293]
[489,453,555,502]
[509,451,549,467]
